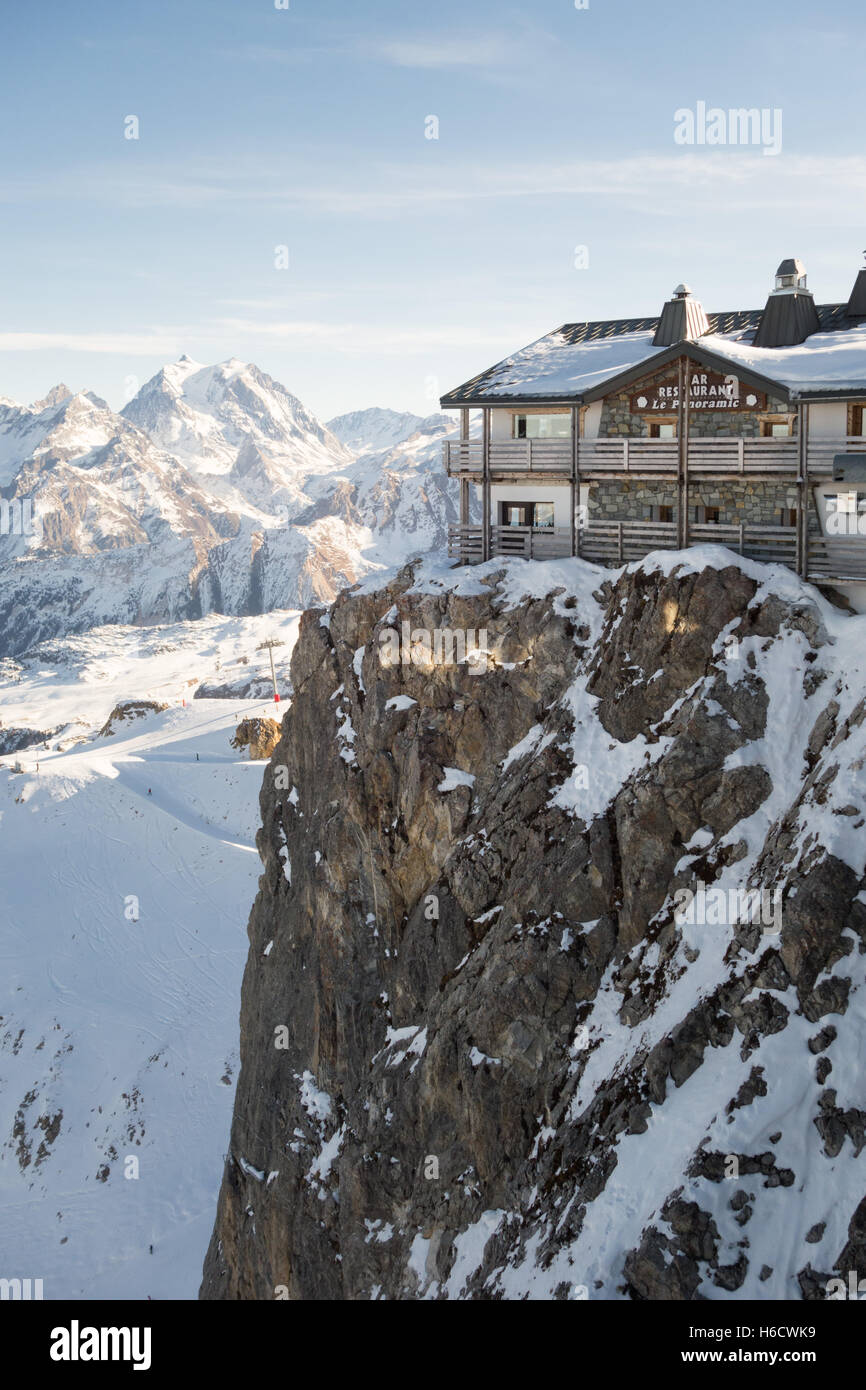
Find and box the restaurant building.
[441,256,866,610]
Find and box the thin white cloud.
[0,330,186,356]
[372,35,520,69]
[4,153,866,219]
[212,318,524,355]
[0,322,523,359]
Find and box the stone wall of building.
[587,480,800,526]
[588,482,677,522]
[597,360,792,438]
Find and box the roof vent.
[847,251,866,317]
[753,257,819,347]
[652,284,710,347]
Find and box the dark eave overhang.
[791,386,866,402]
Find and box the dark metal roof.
[753,290,820,349]
[440,303,866,406]
[777,257,806,278]
[652,291,710,347]
[848,269,866,317]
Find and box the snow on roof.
[698,324,866,392]
[460,328,663,401]
[441,307,866,404]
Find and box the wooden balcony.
[444,436,866,479]
[807,535,866,582]
[447,525,572,561]
[448,520,805,570]
[449,517,866,580]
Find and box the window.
[694,505,721,524]
[848,404,866,436]
[761,420,792,437]
[649,420,677,439]
[512,413,571,439]
[778,508,798,527]
[500,501,555,528]
[644,504,674,522]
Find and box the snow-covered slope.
[0,609,299,1299]
[326,407,453,457]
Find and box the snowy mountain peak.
[30,384,73,412]
[327,407,453,457]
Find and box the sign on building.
[630,371,766,413]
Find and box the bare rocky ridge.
[200,553,866,1300]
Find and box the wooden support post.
[797,402,808,577]
[677,357,686,548]
[680,357,691,549]
[570,405,579,558]
[482,407,491,562]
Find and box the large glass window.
[500,501,555,528]
[512,413,571,439]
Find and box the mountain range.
[0,359,466,657]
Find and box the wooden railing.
[807,535,866,580]
[444,441,484,473]
[447,525,572,561]
[444,436,866,477]
[447,524,483,561]
[443,439,572,473]
[577,439,679,473]
[578,520,678,563]
[491,525,572,558]
[448,520,805,570]
[688,523,798,566]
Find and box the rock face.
[98,699,168,737]
[0,724,59,755]
[200,551,866,1301]
[231,717,282,762]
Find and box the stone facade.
[587,480,800,527]
[597,360,793,438]
[588,482,677,523]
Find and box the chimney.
[753,257,819,348]
[652,284,710,347]
[847,251,866,317]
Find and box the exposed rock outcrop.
[230,717,282,762]
[201,551,866,1301]
[98,699,169,737]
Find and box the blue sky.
[1,0,865,420]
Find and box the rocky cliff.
[200,548,866,1300]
